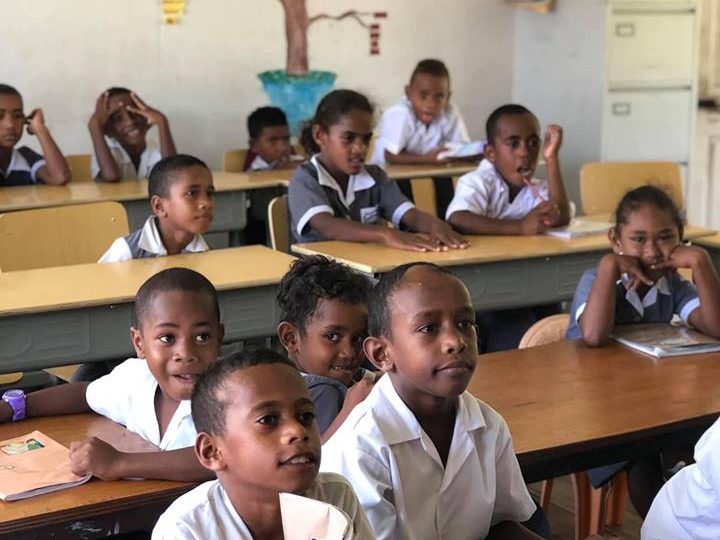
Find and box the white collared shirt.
[446,159,548,220]
[0,146,46,186]
[152,473,376,540]
[85,358,196,450]
[370,98,469,165]
[249,154,273,171]
[320,375,535,540]
[91,136,162,180]
[642,416,720,540]
[98,215,209,263]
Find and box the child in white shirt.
[321,262,542,540]
[153,348,374,540]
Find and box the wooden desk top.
[0,171,290,212]
[0,414,193,533]
[384,162,476,179]
[293,222,716,274]
[695,233,720,249]
[0,245,295,317]
[472,340,720,459]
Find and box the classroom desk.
[0,246,295,374]
[472,340,720,483]
[293,223,715,311]
[383,162,476,179]
[0,414,194,538]
[694,233,720,269]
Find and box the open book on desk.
[545,217,610,239]
[612,323,720,358]
[437,140,485,160]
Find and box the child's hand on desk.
[89,92,123,131]
[426,220,469,250]
[520,202,558,235]
[381,229,446,252]
[542,124,563,161]
[426,146,449,163]
[127,92,167,127]
[69,437,123,481]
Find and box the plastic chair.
[66,154,93,183]
[519,314,628,540]
[580,161,683,215]
[223,149,248,173]
[268,195,289,253]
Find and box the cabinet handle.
[612,103,632,116]
[615,22,635,37]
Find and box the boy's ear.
[363,336,394,373]
[217,323,225,346]
[404,84,411,100]
[484,142,496,163]
[130,326,145,359]
[248,137,258,153]
[150,194,168,218]
[277,321,300,355]
[608,226,622,253]
[195,433,226,472]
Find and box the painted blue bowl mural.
[258,70,337,136]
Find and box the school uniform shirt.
[302,373,347,435]
[370,97,469,165]
[98,215,209,263]
[85,357,196,450]
[151,473,375,540]
[91,136,162,180]
[445,159,547,221]
[0,146,46,186]
[565,268,701,340]
[249,154,274,171]
[642,416,720,540]
[288,155,415,244]
[320,375,536,540]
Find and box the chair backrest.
[67,154,93,183]
[223,149,248,172]
[518,314,570,349]
[0,202,129,271]
[580,161,683,215]
[268,195,290,252]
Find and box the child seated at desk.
[89,87,177,181]
[245,106,295,171]
[0,84,69,186]
[276,255,375,441]
[152,348,373,539]
[99,154,214,263]
[290,89,467,252]
[566,185,720,516]
[320,262,543,540]
[0,268,224,481]
[370,59,470,166]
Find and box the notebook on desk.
[545,217,610,239]
[437,140,485,160]
[0,430,90,501]
[612,323,720,358]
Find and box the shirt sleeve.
[17,147,46,184]
[372,167,414,226]
[565,269,597,340]
[672,275,701,323]
[308,382,345,435]
[445,170,491,219]
[288,166,334,238]
[85,360,135,426]
[491,416,537,525]
[444,103,470,144]
[376,105,413,157]
[97,237,133,263]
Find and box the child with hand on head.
[152,348,374,540]
[89,87,177,181]
[447,104,570,235]
[0,268,224,482]
[246,106,297,171]
[370,59,471,166]
[566,185,720,517]
[99,154,214,263]
[320,263,543,540]
[0,84,69,186]
[277,255,375,442]
[290,89,467,252]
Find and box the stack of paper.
[545,218,610,239]
[612,323,720,358]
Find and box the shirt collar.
[311,154,375,208]
[250,154,273,171]
[620,274,671,317]
[402,96,449,131]
[479,158,542,202]
[137,216,209,255]
[1,148,28,176]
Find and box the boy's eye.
[299,411,315,425]
[458,320,475,331]
[631,236,646,243]
[158,334,175,344]
[362,134,373,146]
[258,415,279,426]
[185,189,198,197]
[324,332,340,343]
[527,138,540,149]
[195,333,210,343]
[417,324,437,334]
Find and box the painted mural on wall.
[260,0,387,134]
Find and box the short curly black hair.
[148,154,209,199]
[277,255,373,334]
[368,262,456,339]
[485,104,536,144]
[191,347,297,436]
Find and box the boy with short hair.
[152,348,374,539]
[276,255,375,441]
[321,263,541,540]
[370,59,470,166]
[0,84,70,186]
[0,268,223,481]
[446,103,571,235]
[99,154,214,263]
[89,87,177,181]
[245,106,294,171]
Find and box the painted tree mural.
[259,0,387,133]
